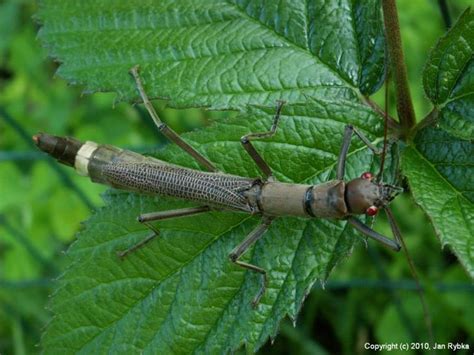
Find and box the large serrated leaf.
[401,127,474,277]
[423,8,474,140]
[36,0,385,109]
[41,100,390,353]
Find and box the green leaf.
[37,0,385,109]
[42,100,389,353]
[401,127,474,277]
[0,0,20,59]
[423,8,474,140]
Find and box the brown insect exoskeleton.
[33,66,404,307]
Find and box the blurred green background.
[0,1,472,354]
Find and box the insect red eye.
[361,172,373,180]
[366,206,378,216]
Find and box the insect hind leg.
[117,206,211,259]
[129,65,217,172]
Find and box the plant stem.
[437,0,452,29]
[382,0,416,138]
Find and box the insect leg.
[240,100,285,180]
[385,206,434,343]
[117,206,211,258]
[347,216,401,251]
[336,125,383,180]
[229,217,273,307]
[384,206,402,245]
[129,65,217,172]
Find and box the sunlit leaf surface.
[37,0,385,109]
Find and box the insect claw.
[116,250,127,260]
[129,64,140,75]
[362,237,369,249]
[251,292,262,308]
[251,272,267,308]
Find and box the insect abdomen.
[103,162,255,212]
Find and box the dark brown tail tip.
[32,132,58,154]
[32,132,83,167]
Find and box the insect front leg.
[336,125,383,180]
[229,216,273,307]
[347,217,401,251]
[129,65,218,172]
[117,206,211,258]
[240,100,285,180]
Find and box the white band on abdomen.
[75,141,99,176]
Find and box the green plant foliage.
[11,0,470,353]
[402,127,474,277]
[35,2,392,349]
[41,101,387,353]
[36,0,385,108]
[402,9,474,278]
[0,1,20,59]
[423,8,474,140]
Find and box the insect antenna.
[385,206,434,344]
[376,73,390,182]
[378,69,434,343]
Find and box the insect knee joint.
[229,253,238,262]
[129,65,140,75]
[240,136,249,144]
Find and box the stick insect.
[33,66,404,307]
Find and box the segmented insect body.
[104,163,256,212]
[33,67,404,307]
[33,123,402,306]
[41,135,258,211]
